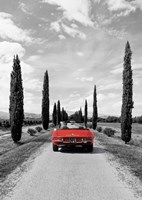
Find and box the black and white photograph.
[0,0,142,199]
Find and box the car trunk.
[56,129,91,138]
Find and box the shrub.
[49,123,55,128]
[27,128,36,136]
[2,120,10,128]
[96,126,102,132]
[87,123,92,129]
[35,126,42,132]
[103,128,115,137]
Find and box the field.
[95,122,142,194]
[98,122,142,147]
[0,126,52,197]
[98,122,142,135]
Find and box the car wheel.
[53,144,58,152]
[87,144,93,152]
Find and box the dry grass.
[0,128,52,186]
[95,123,142,183]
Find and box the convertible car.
[51,126,94,152]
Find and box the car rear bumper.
[52,141,93,147]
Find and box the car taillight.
[87,136,92,140]
[52,136,58,140]
[52,137,63,141]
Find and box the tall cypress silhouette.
[57,100,61,125]
[92,85,98,129]
[52,103,57,126]
[79,107,83,123]
[42,70,49,130]
[84,99,88,127]
[9,55,24,142]
[121,41,133,143]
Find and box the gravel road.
[3,138,141,200]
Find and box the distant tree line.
[0,118,42,129]
[98,116,121,123]
[69,108,83,123]
[132,116,142,124]
[24,118,42,126]
[52,100,68,126]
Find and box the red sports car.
[51,126,94,152]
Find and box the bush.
[96,126,102,132]
[49,123,55,128]
[27,128,36,136]
[35,126,42,132]
[2,120,10,128]
[103,128,115,137]
[87,123,92,129]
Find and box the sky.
[0,0,142,117]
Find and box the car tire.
[53,144,58,152]
[87,144,93,152]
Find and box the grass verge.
[94,129,142,186]
[0,128,52,197]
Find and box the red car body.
[51,127,94,152]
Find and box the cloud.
[76,77,94,82]
[27,55,41,62]
[97,93,105,101]
[42,0,94,27]
[21,62,34,74]
[62,23,86,39]
[98,82,122,91]
[85,91,120,115]
[71,23,78,28]
[23,91,42,113]
[50,21,86,39]
[76,52,84,56]
[19,2,33,15]
[0,12,32,43]
[0,41,35,111]
[111,67,122,74]
[58,34,66,39]
[50,21,61,32]
[105,0,135,11]
[69,92,80,98]
[97,93,118,101]
[0,41,33,74]
[106,28,127,39]
[111,62,142,74]
[104,0,142,16]
[23,78,42,91]
[0,41,25,63]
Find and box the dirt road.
[3,139,141,200]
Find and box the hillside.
[0,111,41,120]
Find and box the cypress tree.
[121,41,133,143]
[61,107,66,121]
[84,99,88,128]
[42,70,49,130]
[65,111,68,121]
[79,107,83,123]
[9,55,24,143]
[92,85,98,129]
[57,100,61,125]
[52,103,57,126]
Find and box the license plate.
[70,138,76,143]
